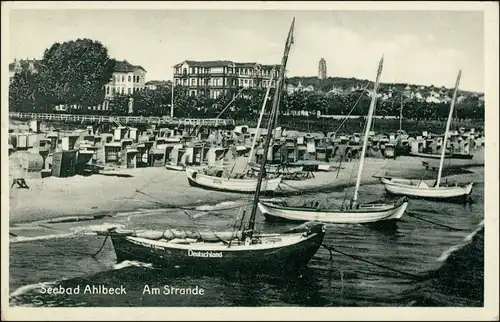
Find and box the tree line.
[9,38,484,121]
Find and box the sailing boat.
[102,18,326,273]
[381,70,474,202]
[258,56,409,224]
[246,69,304,176]
[184,71,283,193]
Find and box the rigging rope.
[215,87,246,119]
[333,82,371,135]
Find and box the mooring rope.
[321,244,423,280]
[405,211,468,231]
[92,235,109,258]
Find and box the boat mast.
[246,18,295,237]
[399,97,403,132]
[246,68,276,169]
[352,56,384,205]
[436,70,461,187]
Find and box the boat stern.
[257,201,270,215]
[465,182,474,195]
[392,197,409,220]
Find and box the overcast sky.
[8,8,485,92]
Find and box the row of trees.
[10,39,115,112]
[9,38,484,121]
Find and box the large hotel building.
[173,60,280,99]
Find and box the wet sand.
[8,149,484,225]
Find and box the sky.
[8,8,485,92]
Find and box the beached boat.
[259,197,408,224]
[382,70,474,203]
[409,151,472,160]
[185,166,282,193]
[184,52,283,194]
[380,177,473,202]
[100,19,326,274]
[165,164,185,171]
[259,57,409,224]
[409,151,452,159]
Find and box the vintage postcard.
[2,1,498,321]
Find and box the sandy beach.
[8,149,484,225]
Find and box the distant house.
[102,60,147,109]
[456,95,467,104]
[328,86,343,95]
[86,59,148,111]
[425,96,442,103]
[349,85,362,92]
[145,80,171,90]
[304,85,315,92]
[9,58,41,83]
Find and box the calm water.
[9,170,484,307]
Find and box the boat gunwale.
[381,177,474,191]
[186,167,282,183]
[117,231,323,252]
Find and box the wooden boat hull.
[258,198,408,224]
[185,167,282,193]
[250,165,304,174]
[381,178,473,201]
[409,152,473,160]
[110,229,325,273]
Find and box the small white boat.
[409,151,452,159]
[258,57,408,225]
[186,167,282,193]
[382,71,474,203]
[165,164,185,171]
[258,197,408,224]
[381,177,473,201]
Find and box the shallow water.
[9,174,484,307]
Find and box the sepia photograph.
[2,1,498,321]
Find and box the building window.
[191,79,195,86]
[183,68,187,74]
[128,75,131,82]
[112,87,115,95]
[175,79,180,85]
[106,86,110,94]
[128,88,132,94]
[190,90,196,97]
